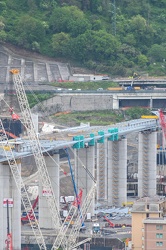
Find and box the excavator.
[103,215,131,228]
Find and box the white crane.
[0,119,47,250]
[66,183,96,249]
[10,69,96,249]
[10,69,67,246]
[51,162,96,250]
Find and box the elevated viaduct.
[32,90,166,115]
[114,78,166,86]
[0,117,160,249]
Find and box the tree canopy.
[0,0,166,76]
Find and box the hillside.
[0,0,166,77]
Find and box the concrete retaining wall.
[32,94,114,114]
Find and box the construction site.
[0,46,166,250]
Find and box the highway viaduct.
[0,117,160,249]
[32,90,166,115]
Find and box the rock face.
[0,44,71,84]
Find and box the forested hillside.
[0,0,166,77]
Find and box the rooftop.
[144,217,166,224]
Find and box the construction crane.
[10,69,96,249]
[52,158,96,250]
[67,182,96,250]
[52,189,83,249]
[10,69,67,247]
[21,195,39,224]
[9,107,20,120]
[63,162,96,250]
[0,120,46,250]
[0,129,18,140]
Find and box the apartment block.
[132,196,166,250]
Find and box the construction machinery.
[10,69,67,249]
[0,120,46,249]
[92,223,100,234]
[51,149,96,250]
[9,107,20,120]
[107,86,140,91]
[10,69,96,249]
[21,196,39,224]
[103,216,131,228]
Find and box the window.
[156,225,163,230]
[156,233,163,238]
[156,242,163,246]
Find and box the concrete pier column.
[107,139,127,206]
[0,161,21,249]
[112,96,119,109]
[74,146,95,215]
[12,160,21,249]
[39,153,60,228]
[138,131,157,197]
[150,97,153,109]
[96,142,107,203]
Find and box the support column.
[96,142,107,203]
[12,160,21,249]
[150,97,153,109]
[39,153,60,228]
[112,96,119,109]
[0,161,21,249]
[138,131,157,197]
[107,139,127,206]
[74,146,95,215]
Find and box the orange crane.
[9,107,20,121]
[103,216,115,228]
[0,130,18,139]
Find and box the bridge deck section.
[0,118,159,163]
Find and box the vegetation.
[0,0,166,77]
[51,108,152,126]
[51,81,118,90]
[27,93,52,108]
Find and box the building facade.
[132,196,166,250]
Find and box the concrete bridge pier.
[138,131,157,197]
[74,146,95,216]
[0,161,21,249]
[39,153,60,229]
[107,139,127,207]
[112,97,119,109]
[96,142,108,203]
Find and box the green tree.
[14,15,46,49]
[129,15,155,50]
[52,32,70,56]
[148,44,166,62]
[67,30,120,62]
[0,30,6,41]
[137,54,148,67]
[49,6,91,37]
